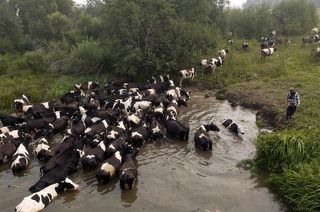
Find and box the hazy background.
[74,0,246,8]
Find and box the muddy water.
[0,90,284,212]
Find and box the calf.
[165,117,189,141]
[15,178,78,212]
[11,143,30,173]
[81,141,107,171]
[261,48,277,60]
[194,123,220,151]
[179,68,195,88]
[96,151,123,184]
[222,119,245,134]
[119,150,139,190]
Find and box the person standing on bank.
[286,87,300,119]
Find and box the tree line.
[0,0,318,80]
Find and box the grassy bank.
[193,38,320,211]
[0,70,106,113]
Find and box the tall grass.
[269,161,320,212]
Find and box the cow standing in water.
[179,68,195,88]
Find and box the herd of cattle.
[0,76,244,211]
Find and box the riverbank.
[194,38,320,211]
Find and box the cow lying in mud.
[15,178,78,212]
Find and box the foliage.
[228,0,318,38]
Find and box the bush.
[254,131,320,173]
[269,161,320,211]
[9,51,48,74]
[65,40,106,74]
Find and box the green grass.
[269,161,320,212]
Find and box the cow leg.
[179,78,183,89]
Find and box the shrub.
[255,131,320,173]
[65,40,105,74]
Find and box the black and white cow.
[16,178,78,212]
[165,117,189,141]
[43,116,69,137]
[179,68,195,88]
[200,57,223,74]
[37,136,75,162]
[81,141,107,171]
[34,138,50,160]
[261,48,277,60]
[96,151,123,184]
[148,118,164,141]
[218,49,229,62]
[74,81,99,92]
[0,113,25,127]
[29,154,80,193]
[40,147,84,175]
[104,121,126,142]
[153,103,165,121]
[222,119,244,134]
[166,87,190,101]
[127,110,143,127]
[242,43,249,51]
[25,102,55,119]
[14,95,30,113]
[194,123,220,151]
[129,123,148,147]
[166,100,179,119]
[119,150,138,190]
[11,143,30,173]
[83,120,109,146]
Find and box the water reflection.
[121,183,138,207]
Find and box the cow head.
[207,123,220,132]
[180,89,191,100]
[56,178,79,194]
[120,168,137,190]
